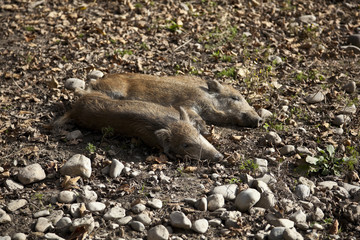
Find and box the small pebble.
[12,233,26,240]
[65,78,85,90]
[5,179,24,191]
[132,203,146,214]
[103,205,126,220]
[147,199,162,209]
[195,197,207,211]
[192,219,209,233]
[147,225,169,240]
[235,188,261,212]
[305,92,324,104]
[269,227,285,240]
[86,202,106,212]
[0,208,11,223]
[58,191,77,203]
[265,131,282,145]
[66,130,83,140]
[35,217,53,232]
[299,15,316,24]
[88,70,104,80]
[18,163,46,185]
[34,210,50,218]
[170,211,192,229]
[207,194,225,211]
[130,221,145,232]
[7,199,28,212]
[117,216,132,225]
[279,145,296,156]
[60,154,92,178]
[295,184,310,200]
[44,233,65,240]
[109,159,124,178]
[135,213,151,226]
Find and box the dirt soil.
[0,0,360,239]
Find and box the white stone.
[254,158,268,173]
[44,233,65,240]
[258,108,273,119]
[0,208,11,223]
[18,163,46,185]
[317,181,338,190]
[103,205,126,220]
[299,15,316,24]
[265,131,282,145]
[312,207,324,221]
[88,70,104,80]
[279,145,296,155]
[34,209,50,218]
[298,177,315,193]
[132,203,146,213]
[305,92,324,104]
[86,202,106,212]
[170,211,192,229]
[5,179,24,190]
[289,210,306,224]
[207,194,225,211]
[66,130,83,140]
[72,215,95,233]
[35,217,53,232]
[70,203,82,218]
[295,184,310,200]
[192,219,209,233]
[235,188,261,212]
[109,159,124,178]
[255,191,276,209]
[135,213,151,226]
[12,233,27,240]
[7,199,27,212]
[117,216,132,225]
[147,199,162,209]
[65,78,85,90]
[269,227,285,240]
[147,225,169,240]
[58,190,77,203]
[130,221,145,232]
[60,154,91,178]
[195,197,207,211]
[212,184,239,200]
[283,227,304,240]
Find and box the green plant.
[302,145,356,176]
[32,193,45,207]
[25,26,35,31]
[78,33,84,38]
[86,143,97,154]
[167,21,182,32]
[228,178,241,184]
[101,126,114,143]
[217,67,236,79]
[114,49,133,57]
[239,159,258,172]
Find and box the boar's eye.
[182,143,191,148]
[231,96,240,101]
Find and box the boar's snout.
[238,110,263,128]
[214,152,224,161]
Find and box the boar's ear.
[179,107,190,122]
[155,128,172,150]
[207,80,223,93]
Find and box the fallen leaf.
[61,175,81,190]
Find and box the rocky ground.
[1,0,360,239]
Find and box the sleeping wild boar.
[90,73,263,129]
[55,92,223,161]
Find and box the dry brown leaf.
[61,175,81,190]
[118,184,135,194]
[328,219,339,234]
[183,166,197,173]
[151,164,166,171]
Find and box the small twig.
[173,39,192,52]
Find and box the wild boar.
[90,73,263,129]
[55,92,223,161]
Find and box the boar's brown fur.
[90,73,262,129]
[55,92,223,161]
